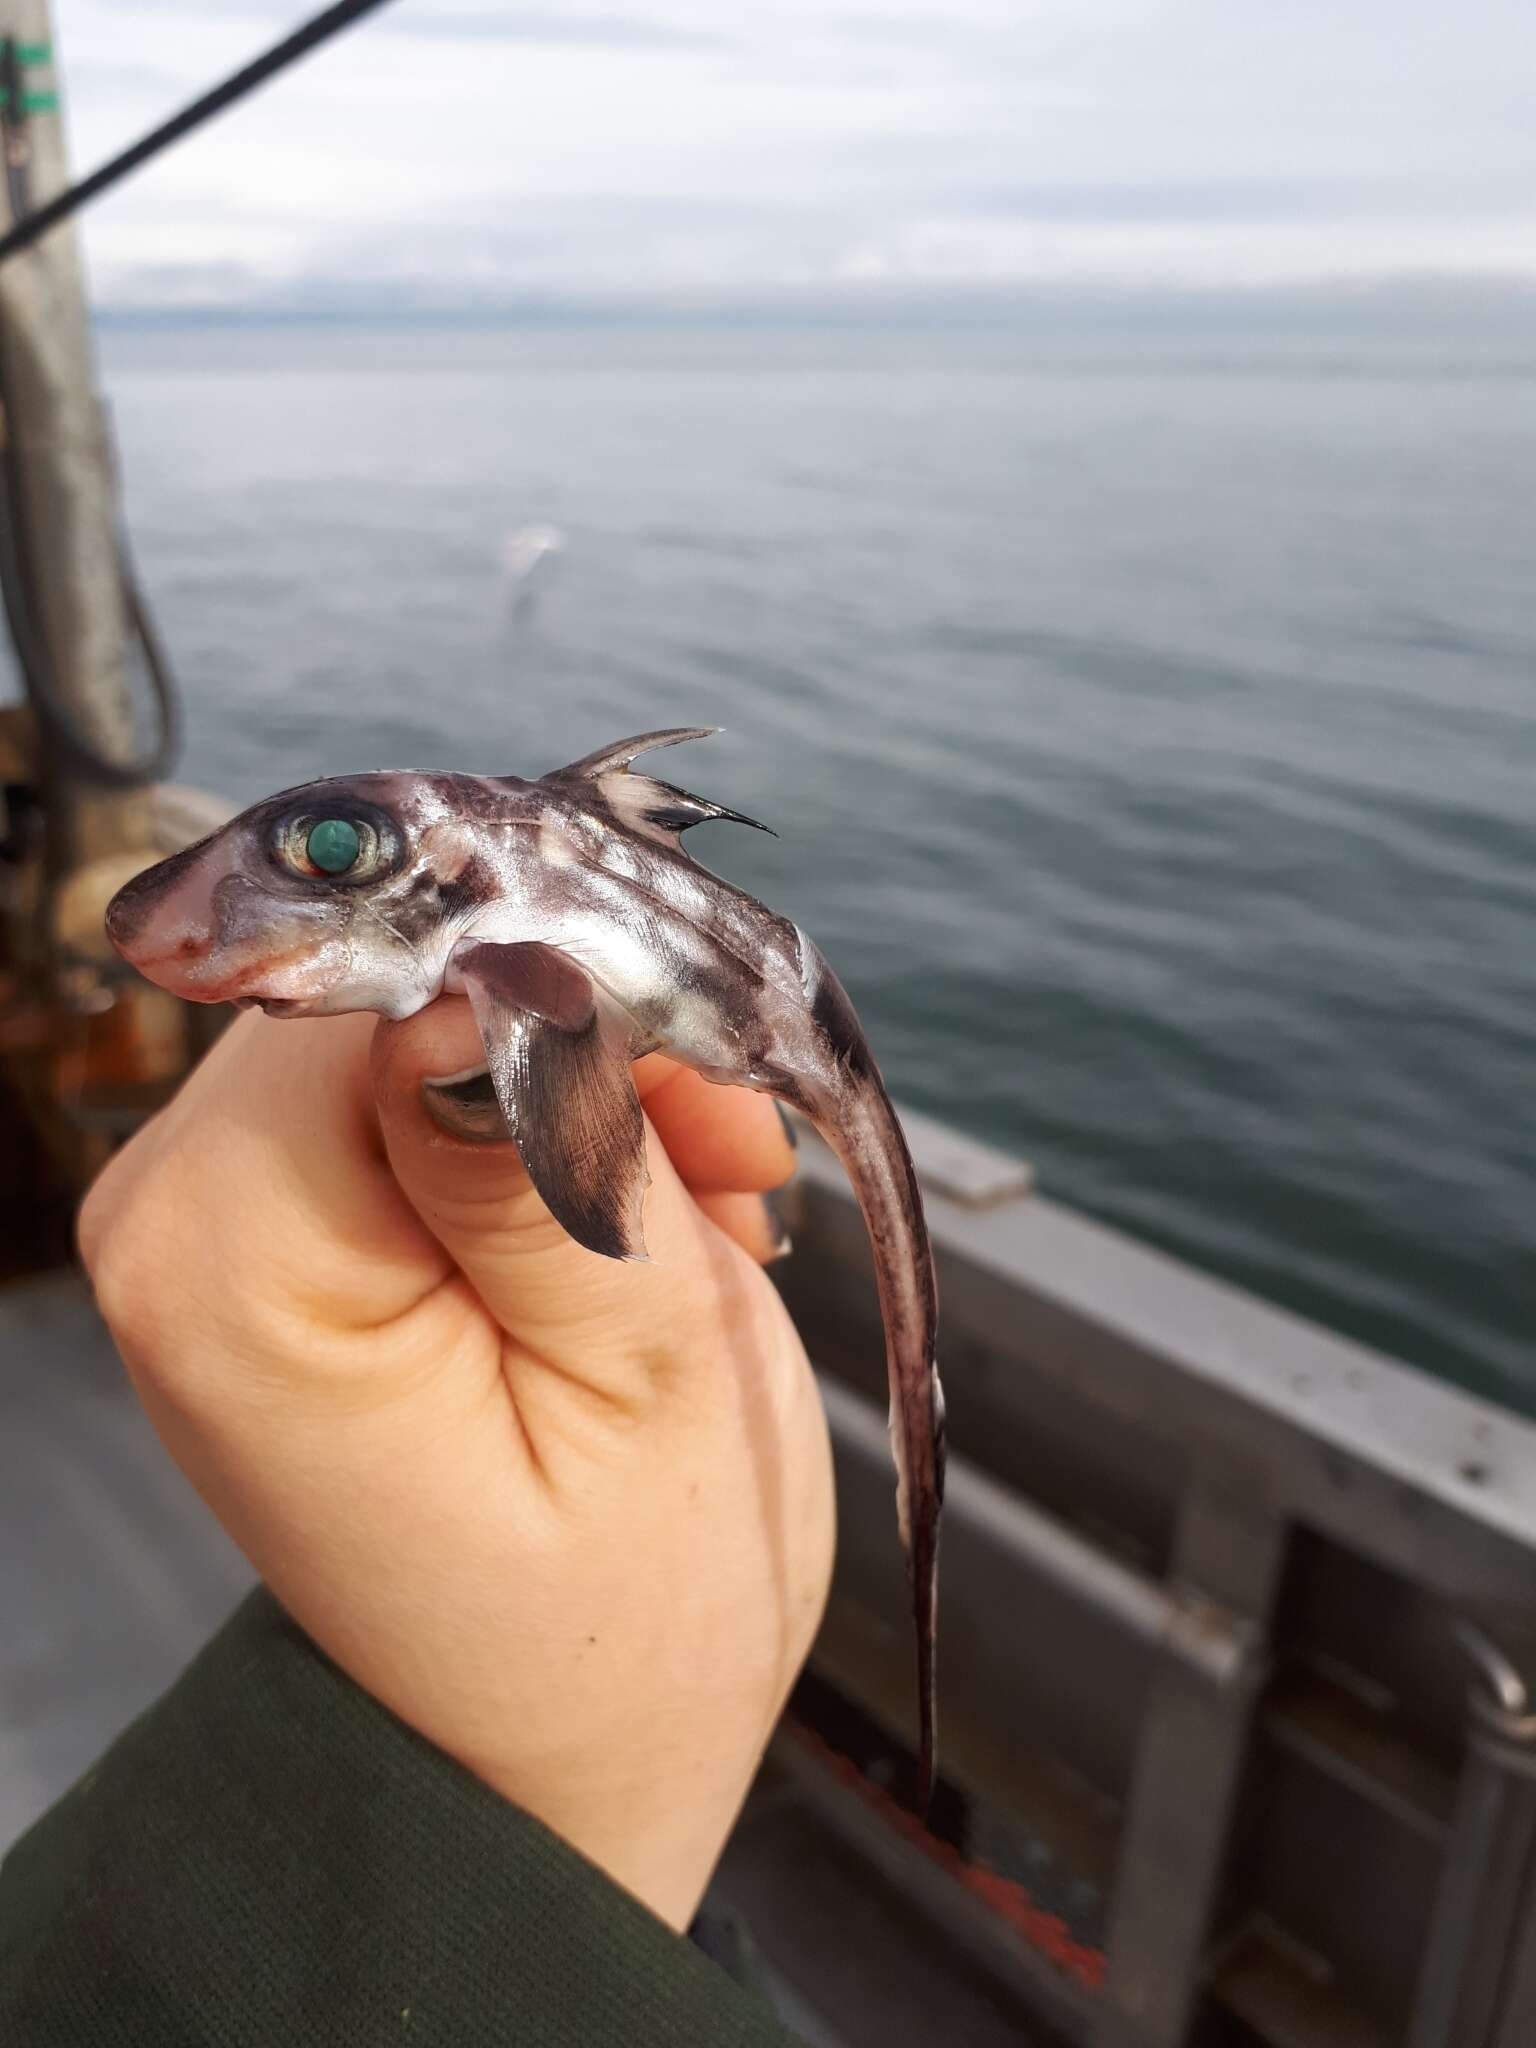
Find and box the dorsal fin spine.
[544,728,721,784]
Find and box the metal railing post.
[1094,1477,1285,2048]
[1409,1627,1536,2048]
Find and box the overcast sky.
[48,0,1536,312]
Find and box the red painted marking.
[786,1718,1108,1994]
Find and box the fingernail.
[762,1189,793,1264]
[774,1101,800,1151]
[422,1065,513,1145]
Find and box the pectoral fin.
[455,940,652,1261]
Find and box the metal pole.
[1093,1476,1281,2048]
[1409,1627,1536,2048]
[0,4,146,872]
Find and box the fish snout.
[106,841,379,1014]
[105,850,223,994]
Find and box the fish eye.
[307,818,361,873]
[271,805,400,885]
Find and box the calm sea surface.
[91,321,1533,1414]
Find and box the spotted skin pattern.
[106,730,945,1808]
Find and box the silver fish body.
[105,729,945,1806]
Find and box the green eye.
[273,802,398,886]
[306,818,361,873]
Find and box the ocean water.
[89,320,1533,1415]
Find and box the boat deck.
[1,1272,252,1847]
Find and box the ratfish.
[104,729,946,1806]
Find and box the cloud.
[48,0,1536,314]
[383,9,738,50]
[960,176,1536,226]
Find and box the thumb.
[371,997,776,1404]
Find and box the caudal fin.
[792,950,945,1812]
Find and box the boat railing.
[773,1109,1536,2048]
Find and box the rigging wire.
[0,0,404,267]
[0,366,181,791]
[2,478,183,793]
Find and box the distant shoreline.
[90,276,1536,342]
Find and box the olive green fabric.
[0,1589,797,2046]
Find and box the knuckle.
[86,1217,162,1357]
[75,1149,130,1281]
[78,1155,180,1361]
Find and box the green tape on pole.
[22,91,57,112]
[17,43,51,66]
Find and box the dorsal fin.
[547,728,721,781]
[541,727,774,850]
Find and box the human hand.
[78,1003,834,1930]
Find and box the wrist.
[478,1729,773,1931]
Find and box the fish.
[104,728,945,1807]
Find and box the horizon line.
[90,274,1536,335]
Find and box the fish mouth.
[231,994,310,1018]
[124,936,322,1010]
[122,948,227,1001]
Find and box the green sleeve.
[0,1589,797,2047]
